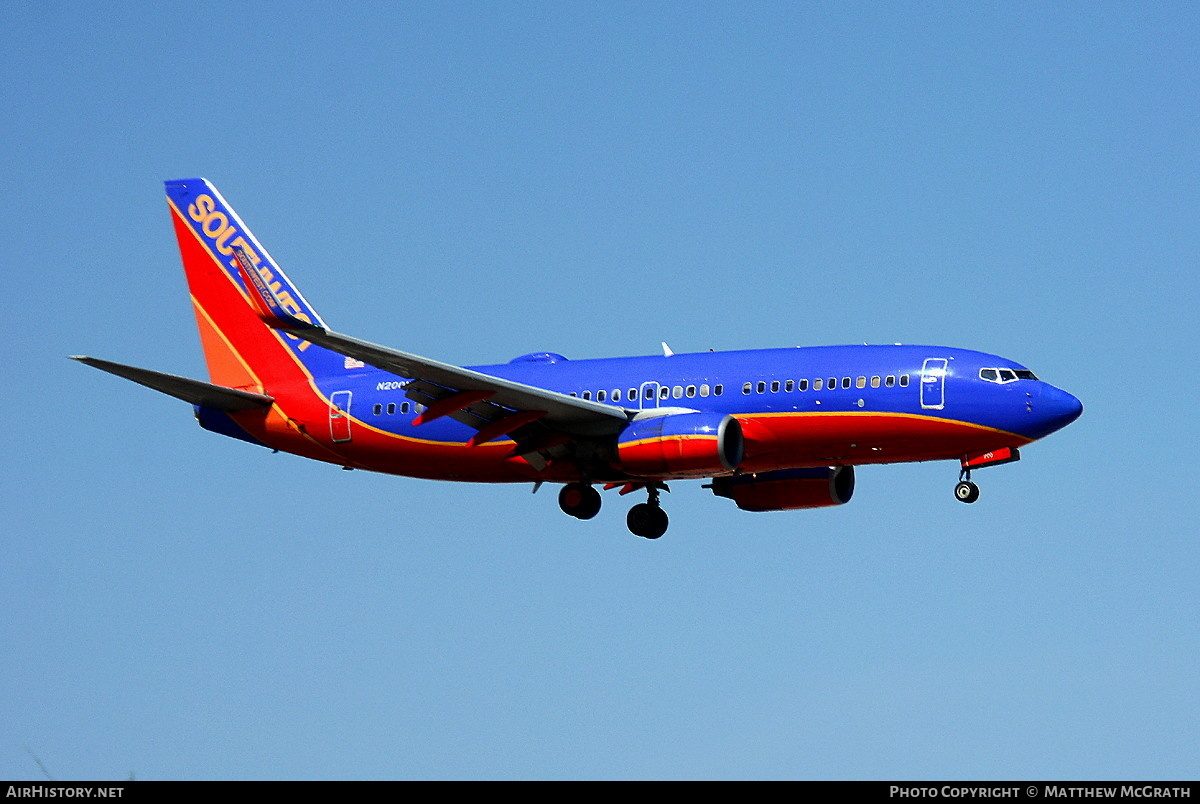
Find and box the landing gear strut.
[626,485,669,539]
[955,448,1020,504]
[955,468,980,504]
[558,482,601,520]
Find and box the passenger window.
[685,385,696,398]
[714,384,723,396]
[699,384,710,397]
[899,374,909,387]
[885,376,895,387]
[373,403,382,415]
[582,391,592,400]
[612,389,621,402]
[771,380,780,393]
[870,376,880,388]
[856,376,866,388]
[742,382,752,395]
[785,380,794,392]
[660,386,670,399]
[799,379,809,391]
[756,381,766,394]
[814,378,823,390]
[828,377,836,390]
[842,377,851,389]
[401,401,411,414]
[672,386,683,399]
[629,388,638,400]
[387,403,396,415]
[597,390,606,402]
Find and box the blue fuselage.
[290,344,1080,481]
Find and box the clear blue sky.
[3,2,1197,780]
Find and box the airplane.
[73,178,1083,539]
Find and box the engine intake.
[615,412,743,479]
[709,466,855,511]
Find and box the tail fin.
[164,179,343,391]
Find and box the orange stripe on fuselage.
[190,296,350,463]
[171,198,1031,484]
[171,201,362,464]
[736,410,1031,471]
[170,201,311,388]
[169,199,548,481]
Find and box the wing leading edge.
[233,246,632,465]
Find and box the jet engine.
[708,466,855,511]
[615,412,743,478]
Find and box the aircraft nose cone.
[1040,385,1083,432]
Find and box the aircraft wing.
[233,248,631,466]
[296,326,628,434]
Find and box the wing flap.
[403,378,570,467]
[234,247,628,432]
[297,327,628,433]
[233,246,636,471]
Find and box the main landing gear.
[626,485,669,540]
[558,482,601,520]
[556,481,670,539]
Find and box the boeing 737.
[74,179,1083,538]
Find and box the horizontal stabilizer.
[71,356,274,411]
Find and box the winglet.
[233,245,318,333]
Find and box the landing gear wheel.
[627,503,668,539]
[955,481,980,504]
[558,483,601,520]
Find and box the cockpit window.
[980,367,1040,384]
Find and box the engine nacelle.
[615,412,744,479]
[709,466,855,511]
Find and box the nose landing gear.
[955,466,980,503]
[955,478,981,503]
[954,447,1021,504]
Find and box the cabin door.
[330,390,353,442]
[920,358,947,410]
